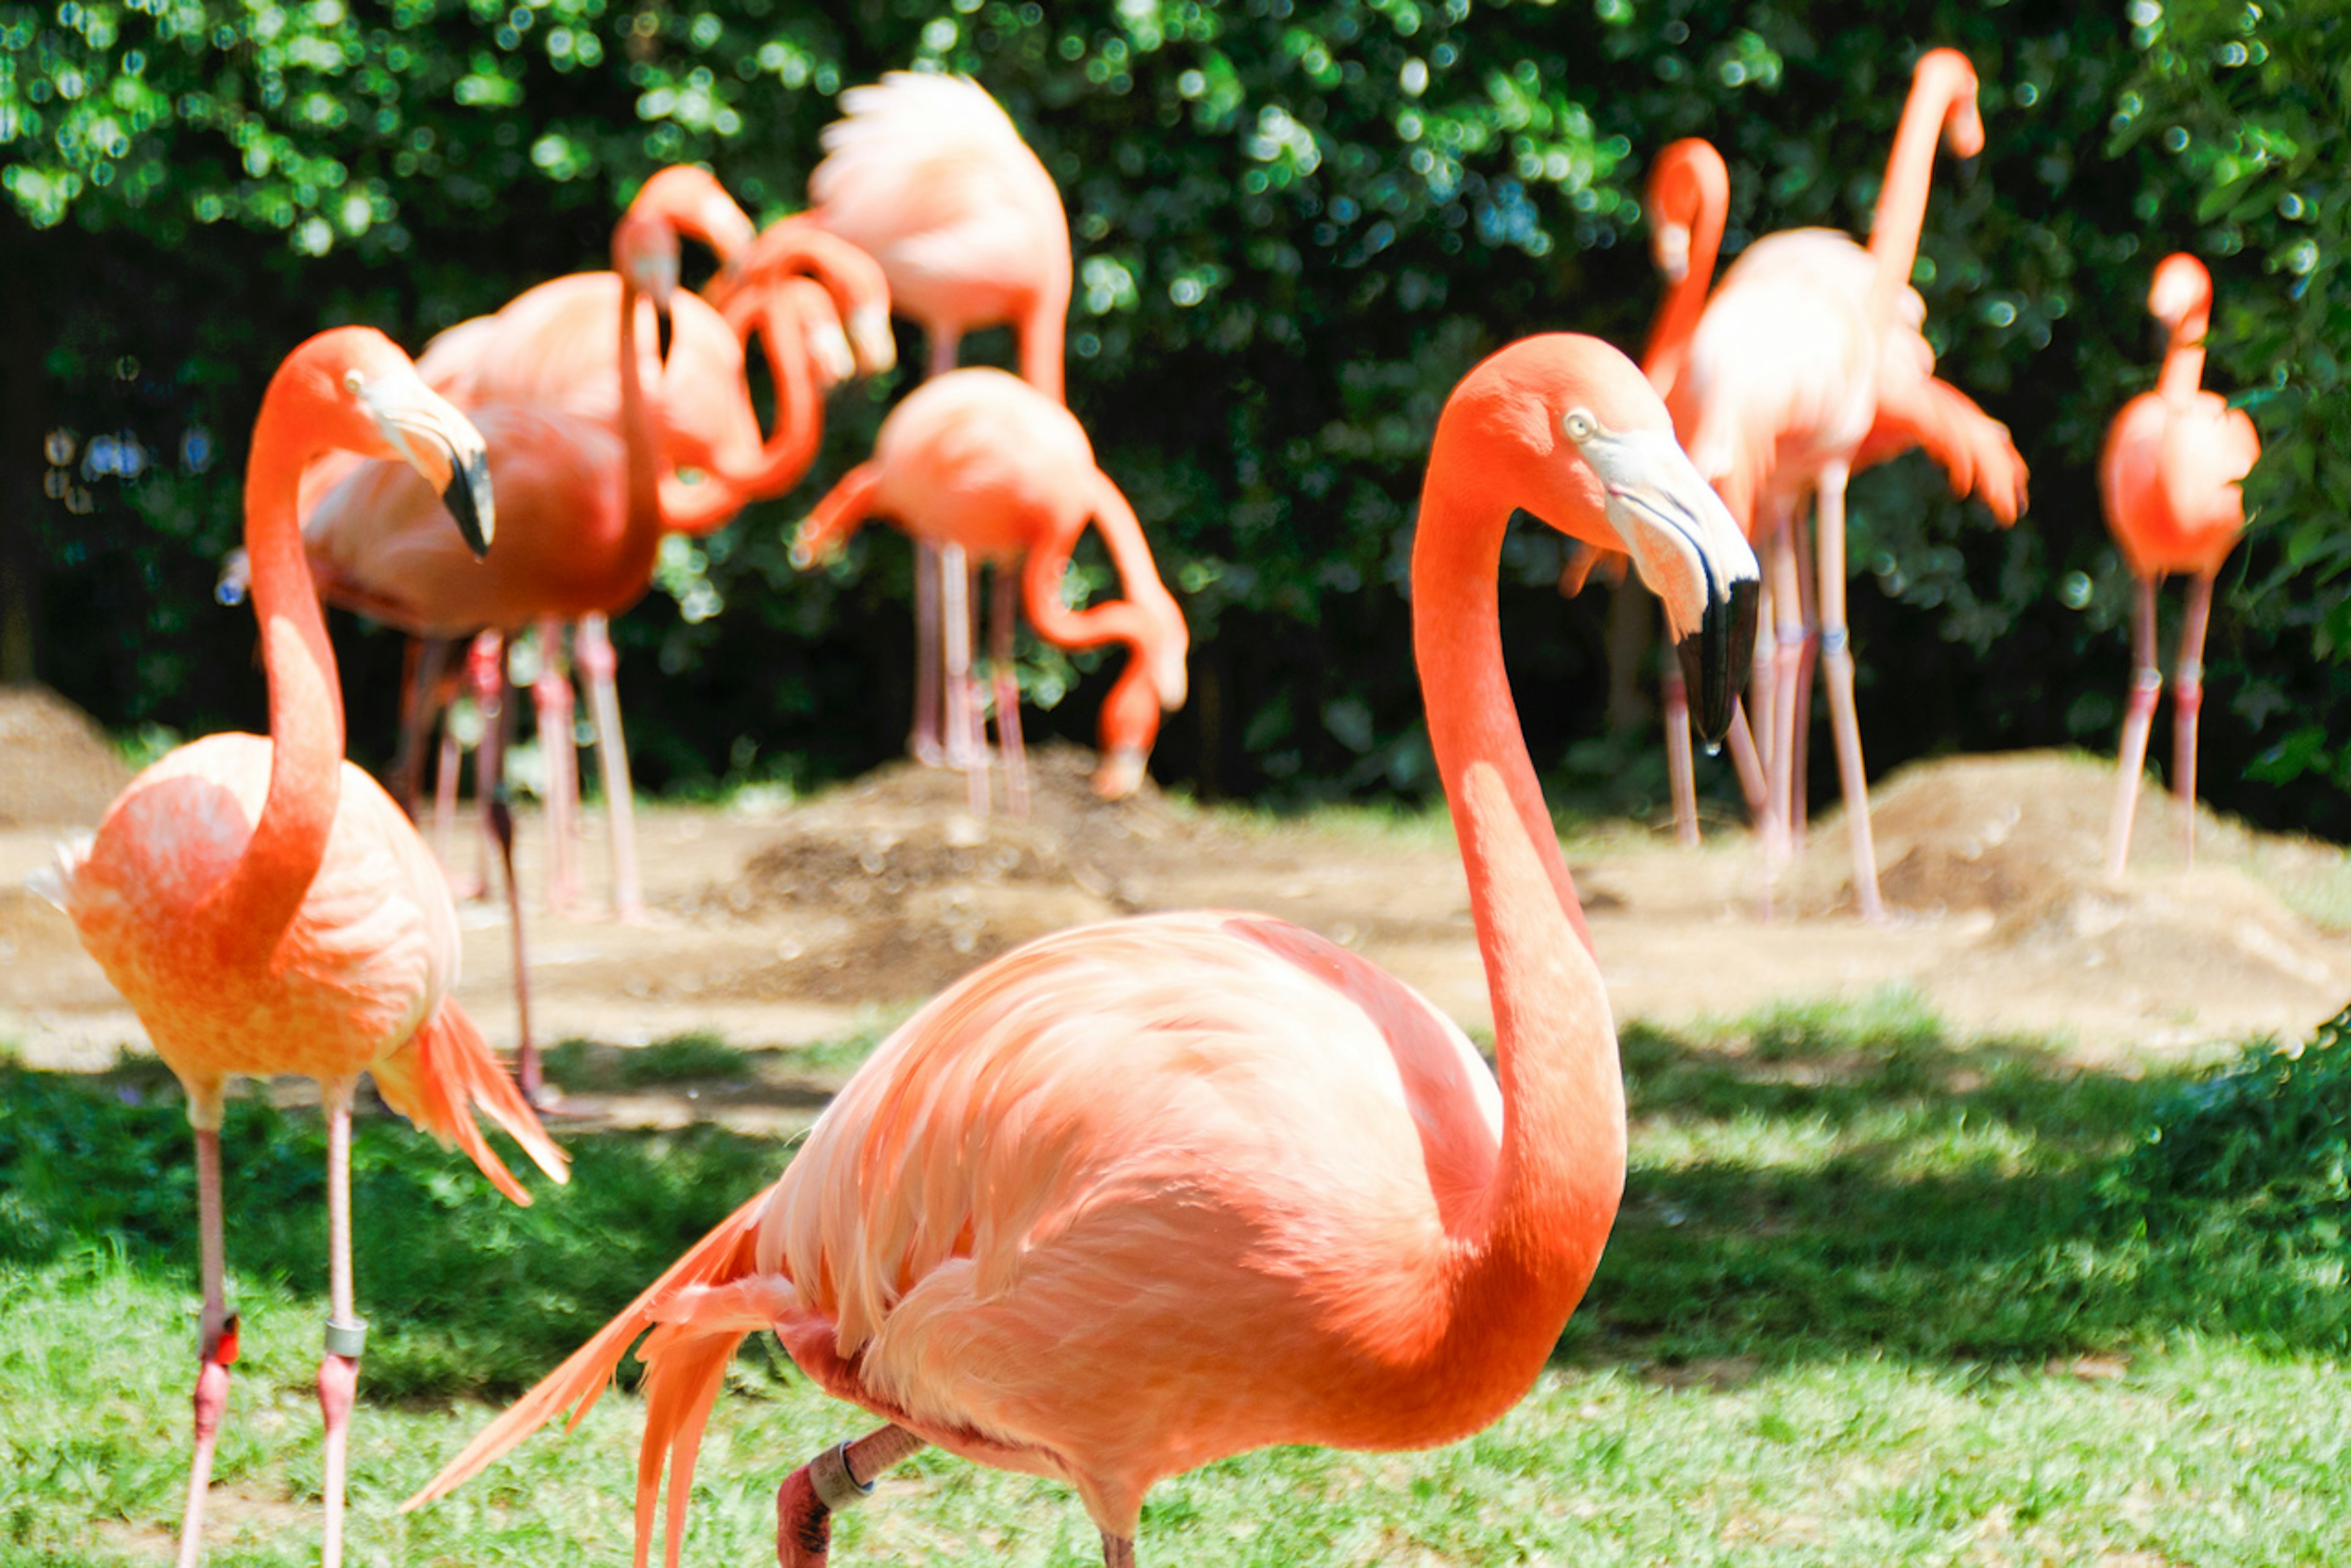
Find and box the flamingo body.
[59,735,453,1091]
[2099,388,2257,578]
[855,367,1097,562]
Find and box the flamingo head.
[1915,47,1985,159]
[1449,336,1758,741]
[630,165,756,264]
[613,208,681,312]
[298,328,494,557]
[1644,138,1727,283]
[2148,252,2214,336]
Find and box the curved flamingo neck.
[1868,53,1977,313]
[1411,426,1625,1370]
[613,270,667,590]
[2158,309,2211,405]
[1019,255,1071,401]
[716,291,826,505]
[1641,148,1728,397]
[207,396,346,958]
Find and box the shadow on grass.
[4,993,2343,1407]
[1568,993,2351,1370]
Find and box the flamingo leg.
[1812,465,1885,923]
[470,635,542,1103]
[534,620,583,916]
[991,563,1029,817]
[908,544,945,767]
[940,542,988,814]
[317,1078,364,1568]
[432,722,462,885]
[1659,603,1699,847]
[2174,570,2215,868]
[1789,504,1819,852]
[2104,574,2163,877]
[1101,1534,1137,1567]
[1747,573,1777,784]
[774,1425,929,1568]
[1766,519,1805,875]
[388,637,447,819]
[174,1122,234,1568]
[577,614,648,924]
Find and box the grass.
[5,999,2350,1565]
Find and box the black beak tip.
[443,452,495,560]
[1679,578,1760,745]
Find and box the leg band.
[809,1441,874,1513]
[323,1318,368,1359]
[1821,627,1850,657]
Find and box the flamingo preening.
[1669,48,2021,919]
[790,367,1190,812]
[36,327,569,1568]
[2099,252,2259,876]
[805,72,1076,775]
[1629,129,2027,856]
[403,332,1757,1567]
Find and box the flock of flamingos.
[32,41,2259,1568]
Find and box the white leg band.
[808,1441,874,1513]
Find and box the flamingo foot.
[175,1324,238,1568]
[1093,746,1147,800]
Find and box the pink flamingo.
[1631,133,2027,853]
[789,368,1189,811]
[36,327,569,1568]
[403,333,1758,1567]
[298,193,673,1097]
[1669,48,2012,920]
[2099,252,2259,875]
[806,71,1074,771]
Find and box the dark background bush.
[4,0,2344,830]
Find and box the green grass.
[5,1000,2350,1565]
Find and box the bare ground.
[2,713,2345,1098]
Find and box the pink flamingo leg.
[2173,571,2214,868]
[775,1424,929,1567]
[939,542,988,814]
[1659,605,1699,847]
[317,1078,365,1568]
[576,614,648,924]
[1812,465,1886,922]
[534,620,585,916]
[907,544,945,766]
[175,1122,235,1568]
[2104,574,2163,877]
[1102,1536,1137,1567]
[1766,520,1805,875]
[991,563,1030,817]
[432,724,463,887]
[1788,505,1820,852]
[470,634,543,1102]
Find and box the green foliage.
[542,1028,751,1089]
[0,1060,778,1396]
[6,0,2350,830]
[2109,1004,2351,1258]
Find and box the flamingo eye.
[1562,409,1598,443]
[343,370,366,395]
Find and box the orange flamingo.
[789,368,1189,810]
[2099,252,2259,875]
[1670,48,2017,919]
[806,71,1074,771]
[35,326,569,1568]
[1628,133,2026,854]
[404,333,1758,1568]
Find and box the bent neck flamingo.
[2099,252,2259,874]
[403,332,1758,1567]
[39,326,569,1568]
[789,367,1189,812]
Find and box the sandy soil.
[2,700,2345,1086]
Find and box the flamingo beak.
[358,367,496,558]
[848,304,898,376]
[1567,421,1760,743]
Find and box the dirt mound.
[0,686,130,828]
[695,746,1205,1002]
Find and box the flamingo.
[403,332,1758,1567]
[296,191,673,1097]
[1627,133,2027,853]
[386,168,885,920]
[2099,252,2259,875]
[33,326,570,1568]
[787,368,1188,813]
[1669,48,2015,920]
[805,71,1074,773]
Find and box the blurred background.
[2,0,2343,830]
